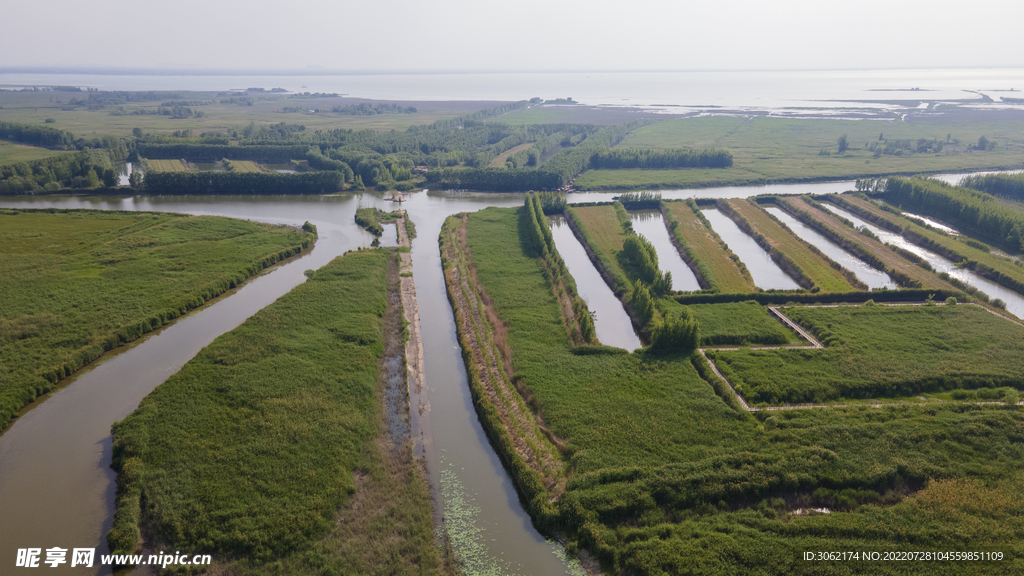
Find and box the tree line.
[590,147,733,169]
[521,193,595,343]
[883,176,1024,252]
[143,171,343,195]
[0,150,118,194]
[0,121,77,149]
[959,172,1024,202]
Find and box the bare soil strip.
[488,142,534,168]
[441,215,564,497]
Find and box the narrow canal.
[628,210,702,291]
[763,206,897,290]
[0,192,583,576]
[549,215,644,350]
[700,208,801,290]
[821,202,1024,319]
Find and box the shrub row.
[143,170,343,195]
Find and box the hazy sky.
[4,0,1022,72]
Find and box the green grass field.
[576,114,1024,189]
[457,206,1024,575]
[566,204,632,293]
[0,209,314,430]
[107,249,449,574]
[663,200,754,293]
[0,139,73,165]
[226,159,265,172]
[144,158,188,172]
[0,90,504,140]
[709,304,1024,405]
[661,300,797,346]
[727,198,857,292]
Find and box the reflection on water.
[549,215,642,350]
[701,208,800,290]
[628,210,701,291]
[822,202,1024,319]
[764,206,896,290]
[899,211,959,235]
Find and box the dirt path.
[488,142,534,168]
[697,303,1019,412]
[395,214,429,457]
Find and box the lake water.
[5,69,1024,114]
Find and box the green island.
[0,208,315,430]
[108,248,453,575]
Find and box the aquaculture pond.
[822,201,1024,319]
[701,208,801,290]
[764,206,897,290]
[549,215,643,350]
[628,209,702,291]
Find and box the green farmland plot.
[0,209,315,429]
[709,304,1024,405]
[453,206,1024,576]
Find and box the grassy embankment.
[573,114,1024,190]
[776,196,954,290]
[0,139,74,165]
[0,209,315,430]
[564,204,633,294]
[108,249,452,575]
[453,206,1024,575]
[488,141,534,167]
[832,194,1024,297]
[722,198,861,292]
[225,159,265,172]
[661,199,755,293]
[709,303,1024,405]
[143,158,188,172]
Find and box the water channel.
[763,206,897,290]
[700,208,801,290]
[0,172,1013,574]
[627,210,702,292]
[821,202,1024,319]
[548,215,643,350]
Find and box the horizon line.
[1,65,1022,77]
